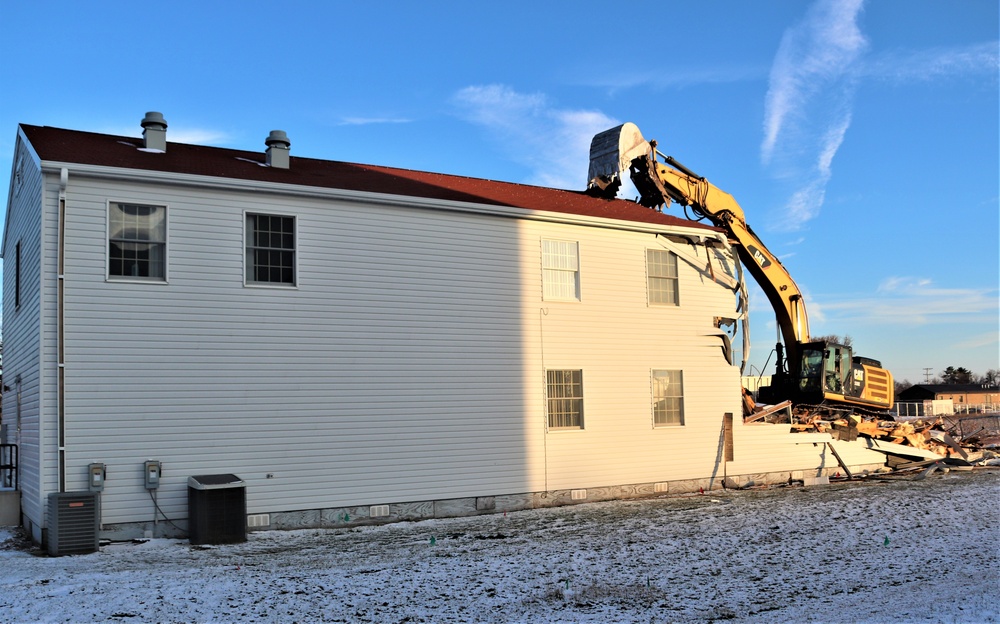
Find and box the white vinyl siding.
[55,187,748,523]
[54,179,536,524]
[530,222,746,490]
[10,145,786,531]
[652,370,684,426]
[1,136,46,535]
[647,249,678,305]
[541,239,580,301]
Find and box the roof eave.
[40,159,723,239]
[2,126,43,259]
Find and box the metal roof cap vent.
[140,112,168,152]
[265,130,290,169]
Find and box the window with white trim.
[542,239,580,301]
[652,370,684,426]
[647,249,679,305]
[108,203,166,280]
[246,213,296,285]
[547,369,584,429]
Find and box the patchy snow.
[1,469,997,623]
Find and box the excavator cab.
[797,341,852,398]
[795,340,894,410]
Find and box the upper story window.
[108,203,166,280]
[246,213,296,286]
[647,249,679,306]
[542,239,580,301]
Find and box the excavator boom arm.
[587,122,893,412]
[648,159,810,362]
[589,124,810,366]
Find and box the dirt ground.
[1,468,998,623]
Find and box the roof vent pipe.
[141,112,168,152]
[265,130,290,169]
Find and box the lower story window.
[246,213,295,285]
[547,369,584,429]
[652,370,684,426]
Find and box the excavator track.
[792,403,893,422]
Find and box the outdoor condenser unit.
[47,491,99,556]
[188,474,246,545]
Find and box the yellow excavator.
[588,123,893,414]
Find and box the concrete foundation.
[90,462,887,542]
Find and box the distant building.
[897,384,1000,408]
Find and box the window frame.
[541,239,581,302]
[652,369,685,427]
[546,369,585,430]
[14,240,21,309]
[244,211,298,288]
[106,201,168,282]
[646,249,679,306]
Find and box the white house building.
[3,113,887,546]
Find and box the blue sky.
[1,0,997,384]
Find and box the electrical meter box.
[88,463,106,492]
[144,460,161,490]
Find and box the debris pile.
[744,399,1000,472]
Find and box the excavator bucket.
[586,122,651,197]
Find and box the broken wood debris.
[743,397,1000,472]
[743,400,792,424]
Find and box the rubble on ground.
[744,397,1000,472]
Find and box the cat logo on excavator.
[747,245,771,269]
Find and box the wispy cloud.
[738,276,991,363]
[582,64,765,93]
[103,124,231,146]
[761,0,867,231]
[804,290,826,325]
[818,276,999,326]
[862,41,999,83]
[167,128,232,145]
[452,84,619,189]
[337,117,412,126]
[877,276,932,293]
[761,2,998,233]
[955,331,1000,351]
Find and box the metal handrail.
[0,444,17,490]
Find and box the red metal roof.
[20,124,715,231]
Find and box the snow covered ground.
[1,468,997,623]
